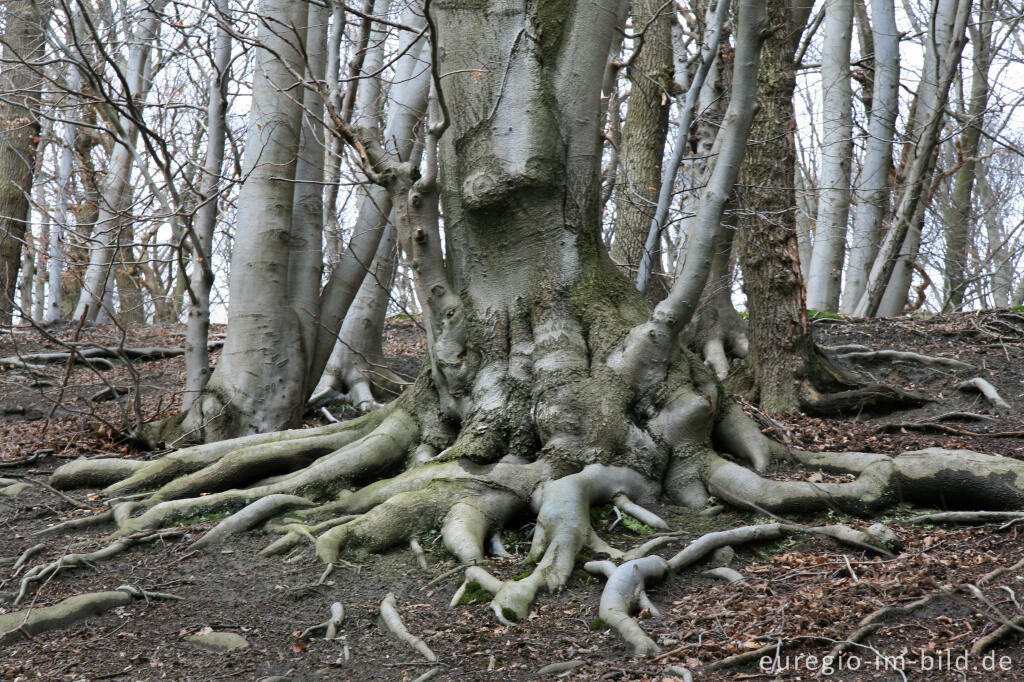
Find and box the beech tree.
[37,0,1024,657]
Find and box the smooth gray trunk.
[182,0,231,409]
[841,0,899,313]
[312,223,398,411]
[47,58,83,324]
[852,0,970,317]
[807,0,853,312]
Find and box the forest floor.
[1,310,1023,681]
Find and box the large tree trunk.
[52,1,1024,657]
[735,0,816,412]
[169,0,311,437]
[0,0,50,325]
[151,0,427,443]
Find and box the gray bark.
[73,0,169,322]
[0,0,51,325]
[46,55,83,324]
[636,0,731,293]
[841,0,899,313]
[183,0,310,434]
[311,223,398,411]
[807,0,854,312]
[942,0,991,311]
[183,0,231,409]
[289,1,330,363]
[852,0,971,317]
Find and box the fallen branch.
[5,474,90,509]
[0,341,225,372]
[878,422,1024,438]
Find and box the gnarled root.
[703,447,1024,516]
[88,410,385,496]
[316,459,543,564]
[49,458,148,490]
[453,464,660,624]
[585,556,669,655]
[114,408,419,538]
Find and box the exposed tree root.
[703,566,745,583]
[298,601,344,639]
[955,377,1011,410]
[706,447,1024,516]
[899,511,1024,525]
[834,348,973,369]
[37,303,1024,656]
[192,495,315,550]
[49,458,148,489]
[380,592,437,662]
[15,530,185,604]
[0,586,180,646]
[585,556,668,654]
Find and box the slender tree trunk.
[322,3,348,270]
[73,0,169,321]
[853,0,970,317]
[47,61,83,324]
[795,163,815,280]
[312,223,399,411]
[841,0,898,312]
[612,0,672,280]
[942,0,991,311]
[977,171,1013,307]
[288,1,329,366]
[115,228,146,324]
[182,0,232,408]
[806,0,853,312]
[0,0,51,325]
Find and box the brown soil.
[1,310,1022,680]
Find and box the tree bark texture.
[736,0,815,412]
[0,0,51,325]
[612,0,672,278]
